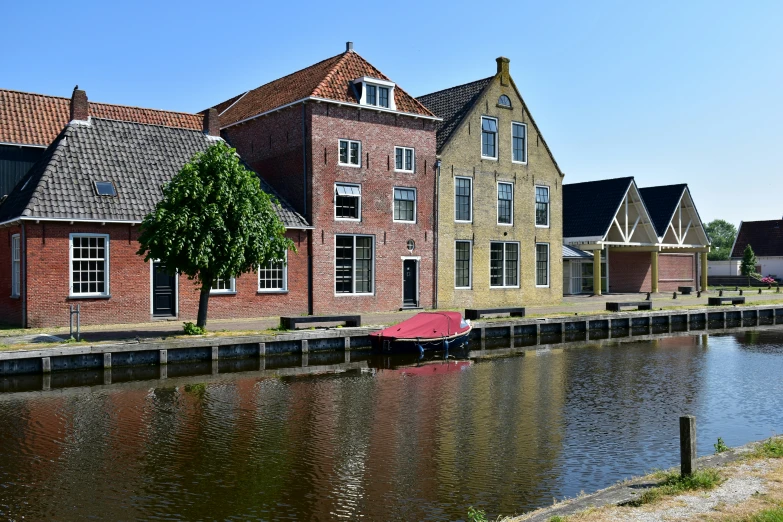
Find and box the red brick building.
[212,42,440,314]
[0,89,311,328]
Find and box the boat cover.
[371,312,471,340]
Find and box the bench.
[606,301,653,312]
[465,307,525,320]
[708,296,745,306]
[678,286,695,295]
[280,315,361,330]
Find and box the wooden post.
[593,250,603,296]
[41,357,51,374]
[651,251,659,293]
[103,353,112,369]
[680,415,696,476]
[211,346,219,361]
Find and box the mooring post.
[680,415,696,476]
[103,368,112,386]
[41,357,51,374]
[159,349,167,365]
[103,353,111,369]
[301,339,309,354]
[211,346,219,361]
[258,342,265,357]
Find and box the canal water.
[1,329,782,521]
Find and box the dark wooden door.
[153,262,176,317]
[403,260,418,308]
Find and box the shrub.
[761,276,776,284]
[714,437,729,454]
[466,507,488,522]
[183,322,206,335]
[627,468,722,506]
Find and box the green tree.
[740,244,758,285]
[137,141,294,328]
[705,219,737,261]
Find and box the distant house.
[563,177,710,294]
[730,219,783,278]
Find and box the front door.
[152,262,176,317]
[403,260,418,308]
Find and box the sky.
[3,0,781,227]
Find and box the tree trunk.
[197,283,211,328]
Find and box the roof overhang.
[0,216,312,230]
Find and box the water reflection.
[0,331,782,520]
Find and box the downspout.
[302,103,313,315]
[20,222,26,328]
[433,159,441,309]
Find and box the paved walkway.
[2,291,782,347]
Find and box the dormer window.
[354,77,396,110]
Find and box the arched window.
[498,95,512,108]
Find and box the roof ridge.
[417,76,494,99]
[88,116,206,133]
[89,100,200,117]
[564,176,635,187]
[0,88,70,101]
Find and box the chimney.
[203,108,220,137]
[496,57,510,86]
[346,41,354,52]
[70,85,89,121]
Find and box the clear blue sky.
[4,0,781,227]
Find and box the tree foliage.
[137,141,294,327]
[705,219,737,261]
[740,244,757,277]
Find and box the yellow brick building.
[418,58,564,309]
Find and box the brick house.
[211,43,439,314]
[0,90,310,328]
[416,57,564,309]
[562,177,710,294]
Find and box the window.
[498,95,512,108]
[497,182,513,225]
[481,116,498,159]
[211,277,236,294]
[258,256,287,292]
[366,84,376,106]
[455,241,472,289]
[335,183,361,220]
[535,186,550,227]
[339,139,361,167]
[11,234,20,298]
[378,86,390,108]
[95,181,117,197]
[455,177,472,222]
[364,84,390,108]
[393,187,416,223]
[355,77,396,110]
[70,234,109,297]
[335,235,374,294]
[394,147,414,172]
[512,122,527,163]
[490,242,519,288]
[536,243,550,287]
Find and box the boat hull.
[372,325,472,354]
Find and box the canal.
[1,329,782,520]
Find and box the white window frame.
[334,183,362,222]
[394,146,415,173]
[481,116,499,160]
[258,252,288,293]
[69,233,110,298]
[489,241,520,289]
[454,240,473,289]
[535,185,550,228]
[454,176,473,223]
[334,234,375,296]
[511,121,528,164]
[211,276,236,294]
[497,181,514,226]
[355,76,397,110]
[11,234,20,298]
[393,186,417,224]
[338,139,362,167]
[535,242,550,288]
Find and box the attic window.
[95,181,117,197]
[354,76,396,111]
[498,95,512,108]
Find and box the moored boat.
[370,311,472,353]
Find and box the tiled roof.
[0,118,310,229]
[0,88,204,147]
[563,245,593,258]
[416,77,493,151]
[638,185,687,238]
[213,50,435,126]
[563,177,634,238]
[731,220,783,258]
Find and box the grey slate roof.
[0,118,310,229]
[731,220,783,258]
[638,184,687,237]
[416,77,493,152]
[563,245,593,258]
[563,177,634,238]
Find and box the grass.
[626,468,723,507]
[751,438,783,459]
[734,506,783,521]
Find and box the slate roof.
[731,220,783,257]
[213,50,435,127]
[0,88,204,147]
[416,77,493,151]
[563,177,634,238]
[638,184,687,237]
[0,118,310,229]
[563,245,593,258]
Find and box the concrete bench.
[465,307,525,320]
[678,286,695,295]
[708,296,745,306]
[606,301,653,312]
[280,315,361,330]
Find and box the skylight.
[95,181,117,197]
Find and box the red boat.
[370,311,473,353]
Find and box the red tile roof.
[731,219,783,258]
[213,50,435,126]
[0,89,204,146]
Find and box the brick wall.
[0,225,23,325]
[19,222,308,328]
[659,253,695,291]
[608,251,695,293]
